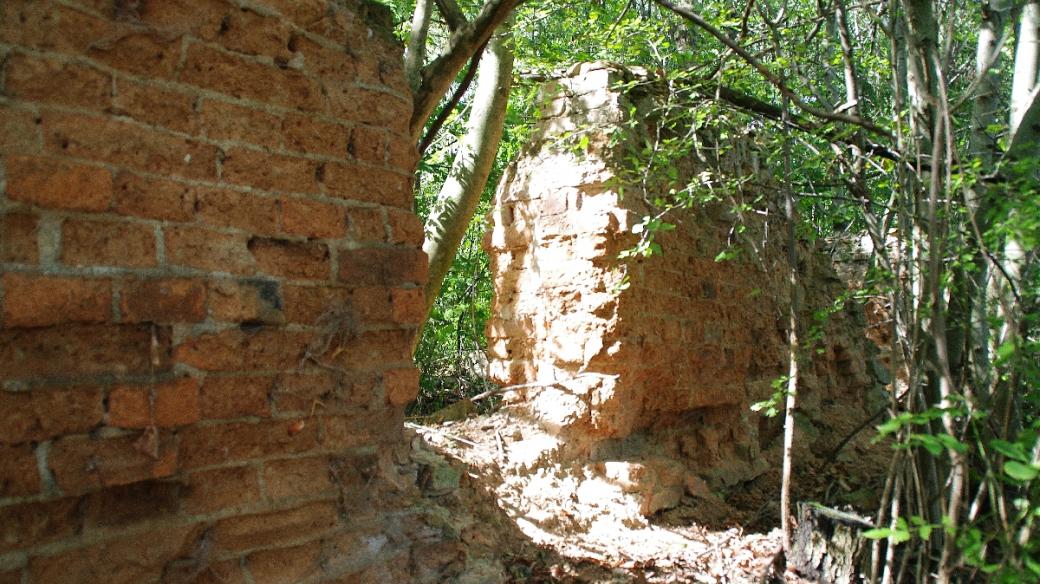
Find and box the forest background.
[383,0,1039,581]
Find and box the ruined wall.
[0,1,429,581]
[486,63,877,493]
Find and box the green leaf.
[862,528,892,540]
[934,433,968,454]
[1004,461,1039,481]
[991,439,1028,462]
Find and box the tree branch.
[410,0,521,139]
[435,0,468,30]
[651,0,894,140]
[418,40,489,155]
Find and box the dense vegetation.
[386,0,1039,580]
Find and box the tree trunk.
[405,0,434,91]
[417,24,514,345]
[789,503,874,583]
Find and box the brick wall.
[0,1,426,582]
[486,63,877,491]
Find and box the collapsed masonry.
[485,63,884,514]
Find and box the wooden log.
[789,502,874,583]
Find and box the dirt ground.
[401,404,884,583]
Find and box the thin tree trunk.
[417,24,514,346]
[780,88,799,554]
[405,0,434,91]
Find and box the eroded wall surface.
[486,63,878,496]
[0,1,431,581]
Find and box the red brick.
[183,465,262,514]
[171,329,244,371]
[282,114,349,158]
[29,524,198,584]
[345,206,387,243]
[324,161,412,208]
[109,378,199,428]
[0,209,37,262]
[179,43,324,111]
[347,286,394,324]
[0,106,41,155]
[273,371,376,414]
[240,328,313,370]
[391,288,425,325]
[320,414,376,450]
[87,32,182,79]
[81,480,181,530]
[154,378,200,427]
[0,324,171,379]
[0,444,40,497]
[326,329,415,370]
[1,273,110,327]
[178,419,318,469]
[194,560,249,584]
[280,285,350,325]
[247,540,322,584]
[348,125,386,164]
[0,387,103,444]
[4,53,111,110]
[107,386,150,428]
[164,225,255,274]
[338,247,427,286]
[200,375,273,419]
[195,187,280,235]
[220,7,294,60]
[47,432,177,495]
[61,218,156,268]
[119,278,207,323]
[173,328,311,372]
[221,148,321,194]
[289,34,359,80]
[43,112,218,180]
[199,100,283,150]
[137,0,229,40]
[384,367,420,406]
[386,131,417,172]
[112,173,196,222]
[280,197,348,239]
[0,497,82,553]
[207,278,284,324]
[387,208,424,246]
[212,501,337,552]
[262,456,335,500]
[111,79,198,134]
[248,237,330,280]
[0,2,113,55]
[265,0,327,29]
[0,391,35,444]
[6,156,112,212]
[327,84,410,134]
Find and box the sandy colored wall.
[486,63,878,492]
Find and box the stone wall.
[486,63,878,495]
[0,1,428,582]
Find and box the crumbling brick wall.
[486,63,878,492]
[0,1,427,581]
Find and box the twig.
[469,372,620,402]
[405,421,480,447]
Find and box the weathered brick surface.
[486,63,874,492]
[0,0,424,580]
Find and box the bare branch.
[651,0,894,140]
